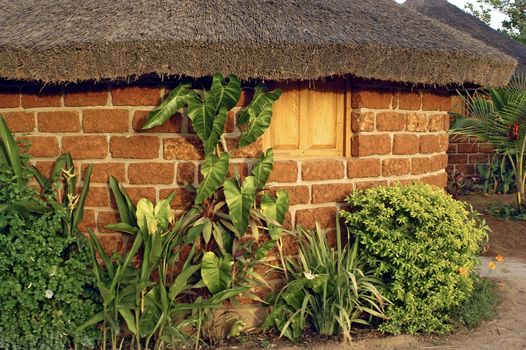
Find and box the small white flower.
[304,271,316,280]
[45,289,54,299]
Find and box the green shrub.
[263,220,387,342]
[341,184,489,334]
[0,117,98,349]
[450,276,501,329]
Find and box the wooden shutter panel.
[263,79,347,158]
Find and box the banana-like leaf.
[201,252,233,294]
[261,190,289,240]
[143,84,191,129]
[195,153,229,204]
[154,192,174,230]
[251,148,274,189]
[224,176,257,237]
[29,166,47,189]
[0,116,23,184]
[205,286,249,305]
[105,222,138,235]
[72,163,92,229]
[88,229,115,277]
[210,73,241,111]
[136,198,155,234]
[118,307,139,335]
[109,176,135,226]
[76,311,105,332]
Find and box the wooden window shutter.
[263,79,349,158]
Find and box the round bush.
[341,183,488,334]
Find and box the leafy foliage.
[263,219,387,342]
[341,184,490,334]
[465,0,526,44]
[451,75,526,211]
[0,116,98,349]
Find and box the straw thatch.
[0,0,517,86]
[406,0,526,74]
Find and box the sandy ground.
[220,195,526,350]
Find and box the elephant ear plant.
[83,74,289,349]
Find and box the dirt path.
[224,195,526,350]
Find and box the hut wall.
[0,82,449,250]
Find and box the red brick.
[393,134,419,155]
[295,207,337,230]
[111,136,160,159]
[376,112,406,131]
[38,111,80,132]
[457,143,479,154]
[388,178,416,186]
[406,112,428,132]
[228,162,249,178]
[312,183,354,204]
[128,162,174,184]
[448,154,468,164]
[355,180,388,191]
[119,187,156,205]
[160,188,194,208]
[111,86,161,106]
[447,144,457,153]
[34,161,55,178]
[132,110,182,133]
[268,161,298,183]
[164,137,204,160]
[78,209,96,232]
[422,92,451,111]
[19,136,60,157]
[177,162,196,185]
[62,136,108,159]
[21,87,62,108]
[0,89,20,108]
[228,138,263,158]
[455,164,475,176]
[347,158,381,178]
[382,158,410,176]
[469,154,490,164]
[419,135,440,154]
[351,90,392,109]
[64,85,108,106]
[449,135,470,143]
[81,163,126,183]
[267,186,309,205]
[351,135,391,156]
[83,109,129,132]
[301,159,344,181]
[85,186,110,207]
[479,143,495,153]
[97,211,120,233]
[438,134,449,152]
[430,154,448,171]
[420,172,448,188]
[411,157,432,175]
[2,112,35,132]
[96,233,131,256]
[428,114,448,131]
[351,111,374,132]
[396,91,421,110]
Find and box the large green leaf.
[210,74,241,111]
[0,116,23,184]
[195,153,229,204]
[224,176,257,236]
[154,192,174,230]
[169,264,200,301]
[187,90,217,152]
[136,198,155,234]
[109,176,135,226]
[251,148,274,189]
[72,163,92,229]
[143,84,191,129]
[201,252,233,294]
[261,190,289,240]
[204,107,228,155]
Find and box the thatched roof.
[406,0,526,74]
[0,0,517,86]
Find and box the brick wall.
[447,135,494,177]
[0,82,450,249]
